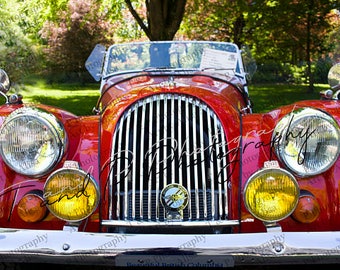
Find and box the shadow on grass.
[29,95,99,116]
[42,82,100,91]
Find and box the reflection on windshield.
[105,41,241,76]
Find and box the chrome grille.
[108,94,230,224]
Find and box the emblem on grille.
[161,184,189,212]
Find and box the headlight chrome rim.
[0,107,67,176]
[43,167,100,222]
[244,164,299,223]
[273,107,340,177]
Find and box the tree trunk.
[125,0,187,41]
[306,1,314,93]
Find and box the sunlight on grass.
[19,80,100,115]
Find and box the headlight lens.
[273,108,340,176]
[44,167,99,222]
[244,165,299,222]
[0,107,67,176]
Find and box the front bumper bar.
[1,228,340,267]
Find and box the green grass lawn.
[20,80,100,116]
[16,79,328,116]
[249,83,324,113]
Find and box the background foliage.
[0,0,339,89]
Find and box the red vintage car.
[0,40,340,268]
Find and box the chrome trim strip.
[102,219,239,227]
[1,229,340,266]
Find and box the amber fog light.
[43,167,99,222]
[292,193,320,223]
[17,192,47,223]
[244,164,299,222]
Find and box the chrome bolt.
[62,243,70,251]
[273,242,284,253]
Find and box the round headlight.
[244,166,299,222]
[273,108,340,176]
[43,167,99,222]
[0,107,67,176]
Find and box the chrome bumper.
[1,229,340,267]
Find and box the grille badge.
[161,184,189,217]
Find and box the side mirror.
[0,69,10,93]
[328,63,340,91]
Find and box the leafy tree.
[181,0,339,90]
[124,0,187,40]
[248,0,339,92]
[0,0,40,83]
[328,9,340,63]
[39,0,116,81]
[182,0,249,47]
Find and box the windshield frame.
[103,41,246,80]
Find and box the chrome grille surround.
[104,93,238,227]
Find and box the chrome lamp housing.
[0,107,67,176]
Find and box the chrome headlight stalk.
[0,107,67,176]
[272,107,340,177]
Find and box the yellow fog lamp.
[244,161,299,222]
[43,163,99,222]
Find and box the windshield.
[104,41,245,78]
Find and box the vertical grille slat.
[191,103,200,220]
[221,122,230,216]
[131,105,138,219]
[114,117,125,219]
[147,100,153,220]
[178,96,183,186]
[199,106,208,219]
[123,109,131,220]
[185,98,192,220]
[155,99,161,220]
[139,100,147,219]
[207,107,215,219]
[170,97,176,184]
[110,94,230,223]
[162,97,168,221]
